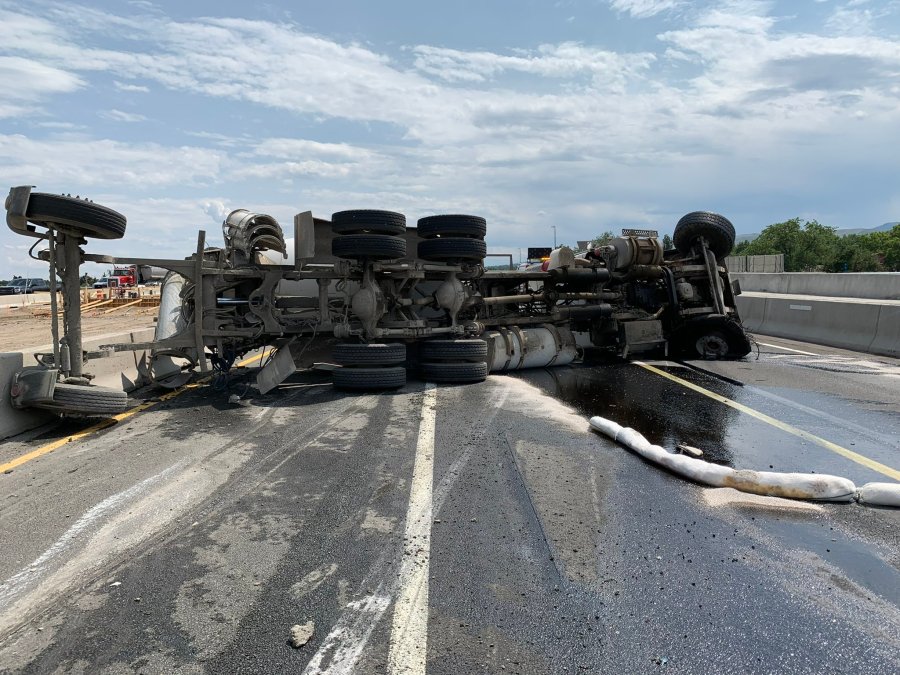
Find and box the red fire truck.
[92,265,164,288]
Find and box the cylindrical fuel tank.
[150,272,193,387]
[483,325,577,372]
[138,265,169,282]
[609,236,663,271]
[154,272,187,342]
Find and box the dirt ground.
[0,305,156,352]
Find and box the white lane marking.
[760,343,900,377]
[757,342,820,356]
[0,461,184,608]
[302,380,511,674]
[388,382,437,675]
[302,589,392,675]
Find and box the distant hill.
[736,222,898,244]
[837,222,899,236]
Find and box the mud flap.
[256,347,298,395]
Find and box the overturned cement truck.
[5,186,750,416]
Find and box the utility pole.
[552,225,557,248]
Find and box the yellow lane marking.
[634,361,900,481]
[237,352,265,368]
[0,351,266,474]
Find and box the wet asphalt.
[0,335,898,674]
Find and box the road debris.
[676,444,703,457]
[290,621,315,649]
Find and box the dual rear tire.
[331,339,491,388]
[330,211,489,264]
[332,342,407,390]
[419,339,488,384]
[331,210,407,261]
[416,215,487,264]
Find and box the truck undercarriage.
[5,186,751,415]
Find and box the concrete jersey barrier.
[733,272,900,300]
[1,325,155,440]
[731,273,900,357]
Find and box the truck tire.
[331,209,406,235]
[420,361,488,383]
[673,211,735,260]
[333,366,406,390]
[51,383,128,414]
[333,343,407,366]
[420,339,488,362]
[671,317,751,359]
[418,238,486,263]
[417,215,487,239]
[26,193,127,240]
[332,234,406,260]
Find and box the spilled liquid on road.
[509,362,741,466]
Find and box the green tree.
[570,231,616,252]
[731,239,751,256]
[662,234,673,250]
[742,218,840,271]
[870,224,900,270]
[735,220,900,271]
[828,233,878,272]
[590,231,615,248]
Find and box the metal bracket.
[5,185,35,236]
[9,366,57,409]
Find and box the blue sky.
[1,0,899,276]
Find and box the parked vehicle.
[0,278,49,294]
[94,265,166,288]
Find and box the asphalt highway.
[0,335,898,674]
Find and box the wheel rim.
[695,333,729,358]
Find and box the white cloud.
[35,121,82,130]
[609,0,681,19]
[0,0,898,276]
[251,138,374,162]
[0,134,224,187]
[100,109,148,123]
[114,80,149,92]
[0,56,83,103]
[412,43,655,89]
[202,200,228,223]
[230,161,354,180]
